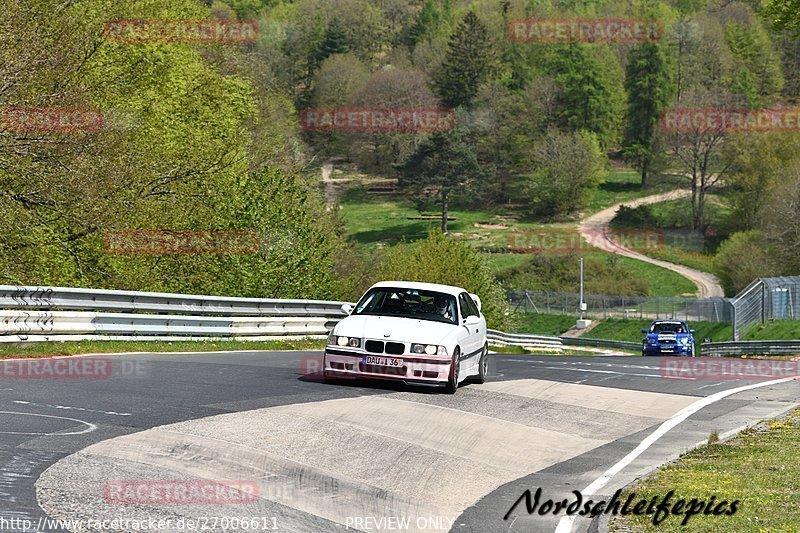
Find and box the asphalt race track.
[0,350,797,533]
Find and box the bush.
[526,129,608,218]
[375,232,514,330]
[611,205,659,229]
[715,230,776,295]
[497,254,651,296]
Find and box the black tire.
[474,343,489,384]
[689,344,696,357]
[444,347,460,394]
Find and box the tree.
[546,44,616,147]
[314,18,350,66]
[433,12,497,109]
[397,129,482,233]
[405,0,453,47]
[376,231,513,330]
[526,129,607,218]
[760,163,800,273]
[724,133,800,231]
[657,89,734,231]
[346,67,439,173]
[623,43,673,187]
[763,0,800,37]
[470,82,530,202]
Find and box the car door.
[458,293,482,370]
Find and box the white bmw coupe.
[323,281,489,393]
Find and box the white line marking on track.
[548,366,662,378]
[553,376,799,533]
[11,400,131,416]
[535,366,664,378]
[0,411,97,436]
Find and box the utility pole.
[576,256,591,329]
[579,257,584,320]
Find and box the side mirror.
[690,329,696,334]
[464,315,480,326]
[341,303,353,315]
[641,329,648,334]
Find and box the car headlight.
[648,338,657,344]
[680,338,689,345]
[411,344,447,356]
[328,335,361,348]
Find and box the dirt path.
[578,190,725,298]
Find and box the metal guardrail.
[0,285,348,343]
[0,285,348,317]
[701,341,800,357]
[487,329,563,351]
[0,310,334,343]
[558,337,641,352]
[3,286,792,356]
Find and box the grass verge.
[0,339,326,359]
[610,409,800,532]
[514,313,577,336]
[743,320,800,341]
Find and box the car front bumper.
[643,344,693,356]
[323,348,452,384]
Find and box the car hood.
[646,332,691,340]
[334,314,457,345]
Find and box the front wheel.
[474,343,489,384]
[689,344,696,357]
[444,347,460,394]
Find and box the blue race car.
[641,320,696,356]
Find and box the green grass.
[584,319,733,348]
[611,409,800,532]
[0,339,325,359]
[514,313,577,336]
[608,195,731,277]
[585,170,673,213]
[615,256,698,296]
[339,192,557,252]
[743,320,800,341]
[645,246,719,276]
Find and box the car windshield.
[353,288,458,325]
[651,323,685,333]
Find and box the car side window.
[459,293,477,318]
[465,295,479,317]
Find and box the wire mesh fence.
[507,289,734,323]
[732,277,800,340]
[508,277,800,342]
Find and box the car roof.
[369,281,467,297]
[651,320,686,324]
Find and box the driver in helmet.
[434,295,452,320]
